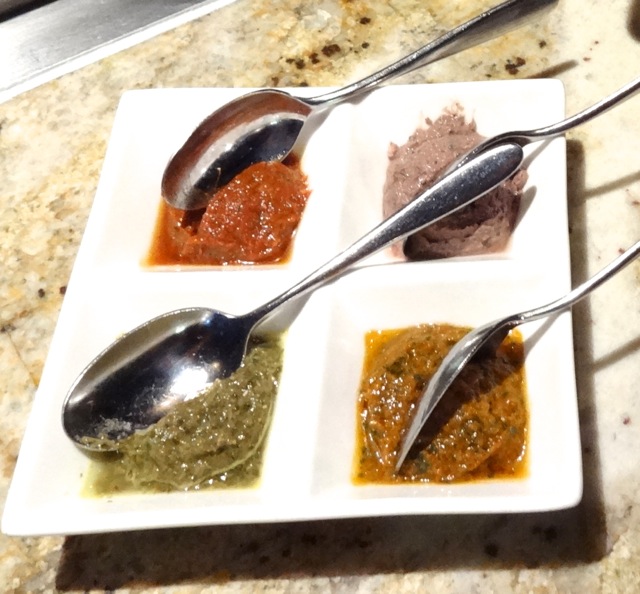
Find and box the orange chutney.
[353,324,528,484]
[145,156,310,266]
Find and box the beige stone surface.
[1,0,640,591]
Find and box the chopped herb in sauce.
[353,324,528,484]
[83,335,284,495]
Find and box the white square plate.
[2,80,582,536]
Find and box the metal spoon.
[62,143,524,450]
[161,0,557,210]
[446,73,640,173]
[396,238,640,471]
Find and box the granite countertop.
[1,0,640,591]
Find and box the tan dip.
[383,107,528,259]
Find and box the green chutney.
[83,334,284,495]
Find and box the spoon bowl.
[63,143,524,450]
[161,90,312,210]
[62,308,252,444]
[396,238,640,470]
[161,0,557,210]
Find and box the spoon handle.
[243,142,524,327]
[452,74,640,171]
[451,238,640,400]
[306,0,558,108]
[519,239,640,324]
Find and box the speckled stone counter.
[2,0,640,591]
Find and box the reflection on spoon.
[63,143,524,450]
[395,238,640,471]
[161,0,557,210]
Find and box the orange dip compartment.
[353,324,528,485]
[145,155,311,267]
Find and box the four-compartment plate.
[2,80,582,537]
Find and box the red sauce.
[145,157,311,266]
